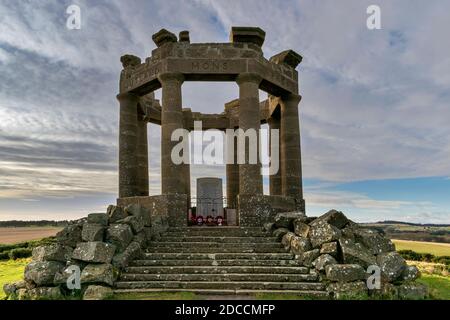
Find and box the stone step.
[142,252,295,260]
[119,273,318,282]
[131,259,302,267]
[159,236,278,243]
[124,265,310,274]
[148,242,282,249]
[145,246,287,253]
[164,228,270,237]
[115,281,326,291]
[113,288,329,298]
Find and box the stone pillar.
[136,114,149,196]
[184,132,191,207]
[117,92,139,198]
[158,72,186,195]
[236,73,263,195]
[268,117,282,196]
[226,135,239,208]
[280,93,305,210]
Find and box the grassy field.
[0,227,61,244]
[393,239,450,256]
[0,258,30,299]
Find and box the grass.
[0,258,30,299]
[393,239,450,256]
[417,274,450,300]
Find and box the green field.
[393,240,450,256]
[0,259,29,299]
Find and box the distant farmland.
[0,227,62,244]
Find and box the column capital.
[157,72,185,84]
[236,72,262,85]
[116,92,139,102]
[282,93,302,105]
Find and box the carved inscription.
[125,63,160,90]
[191,60,228,72]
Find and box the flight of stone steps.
[114,227,329,297]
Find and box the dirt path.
[0,227,62,244]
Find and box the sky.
[0,0,449,223]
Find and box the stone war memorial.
[3,27,428,300]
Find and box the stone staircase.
[114,227,328,297]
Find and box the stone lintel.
[270,50,303,69]
[230,27,266,47]
[152,29,177,47]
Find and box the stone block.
[339,239,376,268]
[290,235,311,256]
[27,287,64,300]
[270,50,303,68]
[281,232,296,251]
[353,228,395,255]
[81,263,116,286]
[107,205,127,224]
[152,28,177,47]
[81,223,104,242]
[106,224,133,252]
[83,285,114,300]
[377,251,406,282]
[272,227,289,240]
[56,224,82,248]
[320,241,338,258]
[293,219,310,237]
[32,244,73,263]
[125,203,152,227]
[325,264,366,282]
[117,215,144,234]
[112,241,142,269]
[327,281,368,299]
[313,254,337,272]
[399,265,420,281]
[230,26,265,47]
[72,242,116,263]
[87,213,109,226]
[274,211,305,229]
[397,283,428,300]
[310,209,349,229]
[24,261,64,286]
[301,249,320,267]
[309,222,341,248]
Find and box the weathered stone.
[125,204,152,227]
[54,265,79,286]
[16,288,29,300]
[24,261,64,286]
[339,239,376,268]
[399,265,420,281]
[81,223,104,242]
[313,254,337,272]
[152,28,177,47]
[133,231,147,247]
[28,287,64,300]
[56,224,82,248]
[230,26,266,47]
[293,219,310,237]
[274,211,305,229]
[327,281,368,299]
[353,228,395,254]
[106,224,133,252]
[107,205,127,224]
[310,209,349,229]
[72,242,116,263]
[81,263,116,286]
[290,235,311,256]
[120,55,141,68]
[325,264,366,282]
[112,242,142,269]
[179,30,190,43]
[320,241,338,258]
[281,232,296,251]
[270,50,303,68]
[143,226,159,241]
[32,244,73,262]
[301,249,320,267]
[370,281,398,299]
[263,222,275,232]
[397,283,428,300]
[87,213,109,226]
[377,251,406,282]
[117,215,144,234]
[3,283,17,297]
[272,227,290,240]
[309,222,341,248]
[83,285,114,300]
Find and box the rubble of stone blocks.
[3,204,168,300]
[266,209,428,300]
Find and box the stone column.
[280,93,304,210]
[158,72,186,195]
[136,114,149,196]
[268,117,282,196]
[226,135,239,208]
[236,73,263,195]
[117,92,139,198]
[184,131,191,207]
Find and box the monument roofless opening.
[116,27,305,227]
